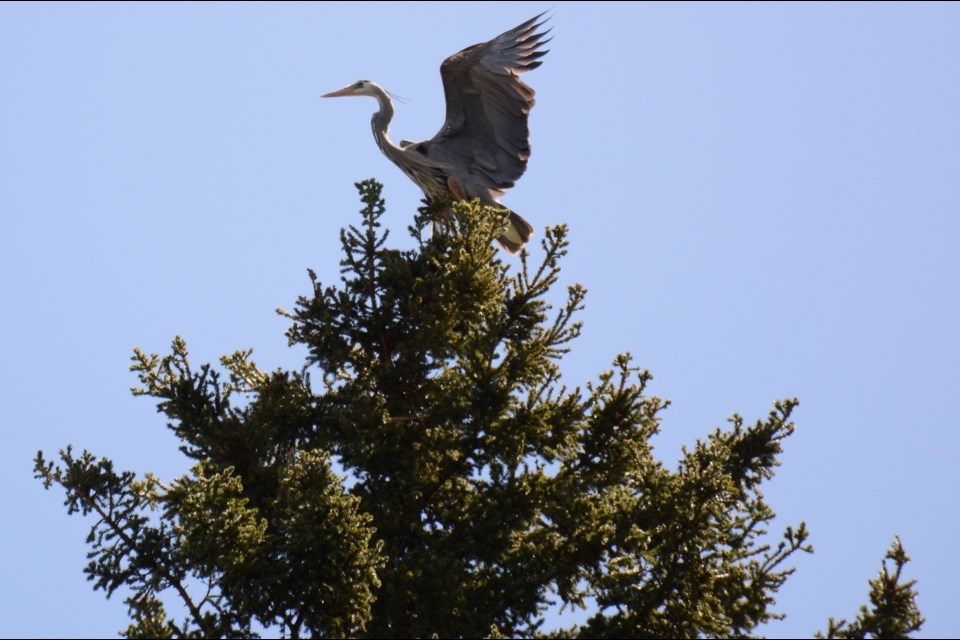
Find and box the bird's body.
[323,14,550,254]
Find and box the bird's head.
[322,79,380,99]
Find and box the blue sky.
[2,2,957,637]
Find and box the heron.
[322,14,550,254]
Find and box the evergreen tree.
[35,180,923,638]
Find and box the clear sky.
[2,2,957,637]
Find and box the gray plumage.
[323,14,550,254]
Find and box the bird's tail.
[497,210,535,255]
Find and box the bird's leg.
[423,197,448,239]
[432,179,465,237]
[447,176,467,201]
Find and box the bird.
[322,14,550,254]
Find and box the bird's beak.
[322,85,359,98]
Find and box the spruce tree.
[35,180,923,638]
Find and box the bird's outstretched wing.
[428,14,550,193]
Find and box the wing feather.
[426,14,550,194]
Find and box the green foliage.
[816,538,923,639]
[35,180,923,638]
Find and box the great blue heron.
[322,14,550,254]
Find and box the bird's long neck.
[368,85,404,165]
[365,82,446,198]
